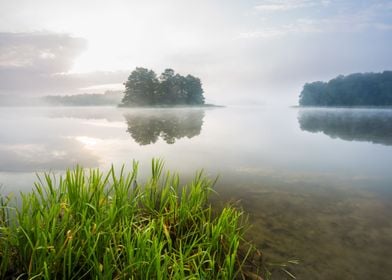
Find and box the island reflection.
[124,109,205,145]
[298,108,392,146]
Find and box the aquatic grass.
[0,160,265,279]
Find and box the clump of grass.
[0,159,266,279]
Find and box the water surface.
[0,106,391,279]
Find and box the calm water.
[1,106,392,279]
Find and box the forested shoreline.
[43,91,122,106]
[299,71,392,106]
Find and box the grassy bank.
[0,160,266,279]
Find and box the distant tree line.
[299,71,392,106]
[120,68,205,106]
[44,91,122,106]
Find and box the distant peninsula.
[119,67,207,107]
[299,71,392,106]
[44,91,122,106]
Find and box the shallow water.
[0,106,391,279]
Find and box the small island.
[120,68,206,107]
[299,71,392,106]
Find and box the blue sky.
[0,0,391,105]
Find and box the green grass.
[0,159,268,279]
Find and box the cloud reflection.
[0,138,99,172]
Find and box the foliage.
[299,71,392,106]
[44,91,123,106]
[0,160,269,279]
[121,68,205,106]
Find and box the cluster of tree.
[120,68,205,106]
[298,109,392,146]
[299,71,392,106]
[124,110,204,145]
[44,91,122,106]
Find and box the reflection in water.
[124,109,205,145]
[0,139,99,172]
[298,109,392,145]
[2,106,392,279]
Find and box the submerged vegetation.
[0,160,272,279]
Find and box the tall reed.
[0,160,264,279]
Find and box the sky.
[0,0,391,105]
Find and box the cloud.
[374,23,392,31]
[243,1,392,40]
[0,1,390,105]
[254,0,321,12]
[238,19,321,39]
[0,32,86,72]
[0,32,127,95]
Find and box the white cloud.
[238,29,285,39]
[254,0,318,12]
[243,0,392,40]
[238,19,322,39]
[0,32,128,95]
[0,32,86,72]
[374,23,392,31]
[0,0,391,104]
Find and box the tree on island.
[299,71,392,106]
[121,67,205,106]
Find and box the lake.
[1,106,392,279]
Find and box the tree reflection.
[298,109,392,146]
[124,109,205,145]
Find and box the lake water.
[1,106,392,279]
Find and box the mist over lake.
[1,0,392,278]
[1,105,392,279]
